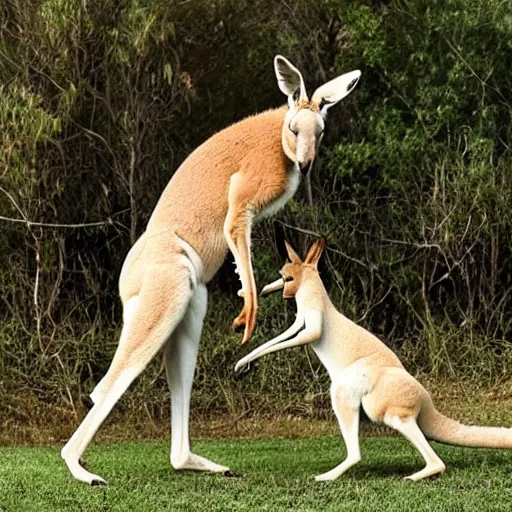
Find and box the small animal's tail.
[418,400,512,448]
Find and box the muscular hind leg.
[367,369,446,481]
[89,296,139,405]
[61,267,192,485]
[315,383,362,481]
[164,283,230,474]
[385,412,446,481]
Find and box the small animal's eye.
[288,123,298,136]
[284,276,294,282]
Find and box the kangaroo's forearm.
[238,314,304,365]
[224,173,259,342]
[236,310,321,370]
[255,311,322,357]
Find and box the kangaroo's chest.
[256,166,301,220]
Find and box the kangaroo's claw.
[232,302,257,343]
[232,311,246,332]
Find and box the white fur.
[274,55,307,101]
[62,248,199,485]
[176,234,204,286]
[90,296,139,404]
[163,283,230,474]
[312,70,361,110]
[330,366,371,409]
[257,167,300,220]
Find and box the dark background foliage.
[1,0,512,436]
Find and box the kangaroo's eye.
[284,276,294,282]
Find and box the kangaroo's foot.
[404,462,446,482]
[172,452,230,474]
[385,414,446,482]
[61,452,107,486]
[314,455,361,482]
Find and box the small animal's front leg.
[234,313,304,372]
[235,310,322,369]
[224,173,258,343]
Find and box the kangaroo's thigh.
[362,368,426,423]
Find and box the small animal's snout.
[298,160,311,174]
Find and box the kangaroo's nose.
[298,160,311,174]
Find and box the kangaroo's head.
[261,239,326,299]
[274,55,361,174]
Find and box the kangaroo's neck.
[296,275,332,313]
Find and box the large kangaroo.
[61,57,361,485]
[236,239,512,481]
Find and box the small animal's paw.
[234,359,246,374]
[234,359,254,380]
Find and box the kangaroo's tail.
[418,400,512,448]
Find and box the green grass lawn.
[2,436,512,511]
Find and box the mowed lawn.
[2,436,512,511]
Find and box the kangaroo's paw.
[404,463,446,482]
[232,306,256,343]
[172,452,230,474]
[315,472,337,482]
[232,309,247,331]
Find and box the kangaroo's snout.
[298,160,312,174]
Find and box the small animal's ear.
[273,222,288,261]
[274,55,308,104]
[311,70,361,113]
[284,240,302,264]
[304,238,326,268]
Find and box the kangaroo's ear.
[284,240,302,264]
[274,55,308,105]
[311,70,361,114]
[304,238,326,267]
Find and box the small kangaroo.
[61,57,361,485]
[235,239,512,481]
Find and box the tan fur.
[237,240,512,481]
[61,56,361,485]
[296,100,320,112]
[122,106,294,342]
[144,107,289,283]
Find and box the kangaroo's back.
[311,294,403,375]
[145,107,289,281]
